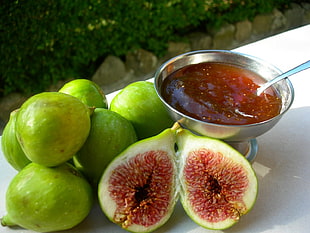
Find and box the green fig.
[16,92,91,167]
[176,127,258,230]
[1,163,93,232]
[1,109,31,171]
[74,108,137,186]
[110,81,174,139]
[98,128,178,233]
[59,79,108,108]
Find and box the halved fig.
[176,127,258,230]
[98,128,178,233]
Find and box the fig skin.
[59,79,108,109]
[1,109,31,171]
[1,163,93,232]
[74,108,137,186]
[176,127,258,230]
[98,128,178,233]
[110,81,174,140]
[15,92,91,167]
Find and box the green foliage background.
[0,0,299,96]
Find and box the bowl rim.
[154,49,295,129]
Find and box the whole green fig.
[59,79,108,109]
[110,81,174,139]
[74,108,137,186]
[1,163,93,232]
[15,92,91,167]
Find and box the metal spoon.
[257,60,310,95]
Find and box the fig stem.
[171,122,181,132]
[88,106,96,116]
[1,215,17,227]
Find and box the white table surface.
[1,24,310,233]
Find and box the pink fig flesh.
[184,149,249,222]
[109,151,174,228]
[177,128,258,230]
[98,128,178,233]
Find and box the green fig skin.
[110,81,174,140]
[74,108,137,187]
[1,109,31,171]
[15,92,91,167]
[1,163,93,232]
[59,79,108,109]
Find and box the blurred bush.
[0,0,296,96]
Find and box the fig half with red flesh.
[176,128,258,230]
[98,128,178,233]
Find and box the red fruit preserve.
[161,62,282,125]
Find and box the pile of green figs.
[1,79,258,233]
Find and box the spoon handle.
[257,60,310,95]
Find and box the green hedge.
[0,0,297,97]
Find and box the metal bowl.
[154,50,294,161]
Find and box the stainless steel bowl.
[154,50,294,161]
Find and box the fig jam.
[161,62,282,125]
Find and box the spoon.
[257,60,310,95]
